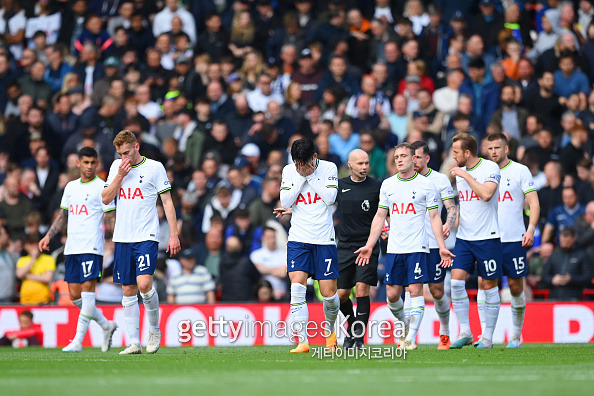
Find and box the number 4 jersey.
[105,156,171,243]
[60,176,115,255]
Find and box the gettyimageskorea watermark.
[178,316,406,344]
[311,345,407,360]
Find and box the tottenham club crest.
[361,199,370,211]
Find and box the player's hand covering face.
[295,159,316,177]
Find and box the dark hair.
[78,147,98,159]
[486,132,509,145]
[263,226,276,233]
[560,227,576,237]
[291,138,316,163]
[410,140,429,155]
[468,56,485,69]
[19,311,33,320]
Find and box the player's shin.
[122,295,141,346]
[73,292,95,344]
[353,295,370,340]
[403,291,412,323]
[339,298,356,337]
[451,279,471,336]
[406,295,425,343]
[290,283,309,344]
[387,297,407,326]
[323,293,340,334]
[511,291,525,341]
[477,288,486,336]
[141,286,160,332]
[483,286,501,344]
[434,293,450,336]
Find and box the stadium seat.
[531,289,550,300]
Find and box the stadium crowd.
[0,0,593,306]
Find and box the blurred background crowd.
[0,0,593,306]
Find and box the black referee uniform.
[336,175,381,343]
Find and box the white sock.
[290,283,309,345]
[140,287,160,332]
[387,298,408,333]
[483,286,501,343]
[511,291,526,341]
[477,288,486,336]
[434,294,450,336]
[322,293,340,334]
[92,303,110,331]
[72,298,83,309]
[406,296,425,343]
[73,292,95,344]
[403,291,411,323]
[122,295,141,346]
[451,279,471,336]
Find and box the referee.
[336,149,382,349]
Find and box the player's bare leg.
[386,285,408,347]
[450,269,473,348]
[289,271,310,353]
[319,278,339,352]
[63,280,117,352]
[138,274,160,354]
[120,284,142,355]
[429,282,451,350]
[352,282,370,349]
[507,277,525,348]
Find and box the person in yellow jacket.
[16,235,55,305]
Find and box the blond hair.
[113,130,137,148]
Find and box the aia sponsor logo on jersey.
[119,187,145,200]
[498,191,513,202]
[459,190,480,201]
[69,204,88,215]
[392,202,417,215]
[295,192,321,205]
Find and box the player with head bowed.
[335,149,382,349]
[102,131,180,355]
[274,137,340,353]
[39,147,118,353]
[486,133,540,348]
[449,133,502,349]
[355,143,454,350]
[409,140,458,350]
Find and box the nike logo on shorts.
[324,271,333,276]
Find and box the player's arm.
[354,207,388,266]
[39,208,68,252]
[102,158,131,204]
[160,190,181,257]
[522,190,540,247]
[305,165,338,205]
[451,167,498,201]
[429,207,455,267]
[443,198,458,236]
[279,169,306,209]
[104,210,116,232]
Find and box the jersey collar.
[467,158,483,171]
[397,172,418,182]
[131,156,146,168]
[421,168,432,177]
[500,159,513,170]
[80,176,98,184]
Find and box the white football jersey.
[105,157,171,243]
[422,169,456,249]
[379,172,439,254]
[60,177,115,255]
[280,159,338,245]
[456,158,501,241]
[498,160,536,242]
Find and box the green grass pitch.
[1,344,593,396]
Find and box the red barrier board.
[1,302,593,348]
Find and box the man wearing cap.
[470,0,504,52]
[167,249,216,304]
[291,48,324,104]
